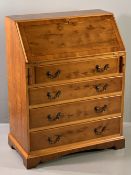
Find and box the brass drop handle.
[57,24,63,31]
[94,126,106,135]
[96,64,109,73]
[46,70,61,79]
[64,18,70,24]
[48,135,61,144]
[94,105,107,113]
[95,83,108,92]
[47,90,61,100]
[47,112,63,121]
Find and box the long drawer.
[29,95,121,129]
[29,76,122,105]
[29,57,119,84]
[30,117,121,151]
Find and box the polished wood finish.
[29,95,121,129]
[29,76,122,105]
[30,117,121,151]
[8,133,125,169]
[6,10,126,169]
[29,56,119,84]
[16,11,124,63]
[6,17,29,152]
[8,9,112,21]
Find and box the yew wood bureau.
[6,9,126,169]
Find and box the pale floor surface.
[0,123,131,175]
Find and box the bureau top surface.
[7,9,125,63]
[8,10,112,21]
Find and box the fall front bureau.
[6,9,126,169]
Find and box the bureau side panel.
[119,53,126,135]
[6,17,29,152]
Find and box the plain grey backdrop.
[0,0,131,123]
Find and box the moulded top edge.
[7,9,113,22]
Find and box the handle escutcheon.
[94,105,107,113]
[96,64,109,73]
[48,135,61,144]
[47,90,61,100]
[47,112,63,121]
[46,70,61,79]
[95,83,108,92]
[94,125,106,135]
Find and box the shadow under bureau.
[6,9,126,169]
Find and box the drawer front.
[30,117,121,151]
[29,57,119,84]
[29,76,122,105]
[29,96,121,129]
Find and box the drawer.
[29,96,121,129]
[29,57,119,84]
[30,117,121,151]
[29,76,122,105]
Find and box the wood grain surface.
[16,10,125,63]
[6,9,126,168]
[30,117,121,151]
[29,95,121,129]
[29,76,122,105]
[6,17,29,152]
[28,57,119,85]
